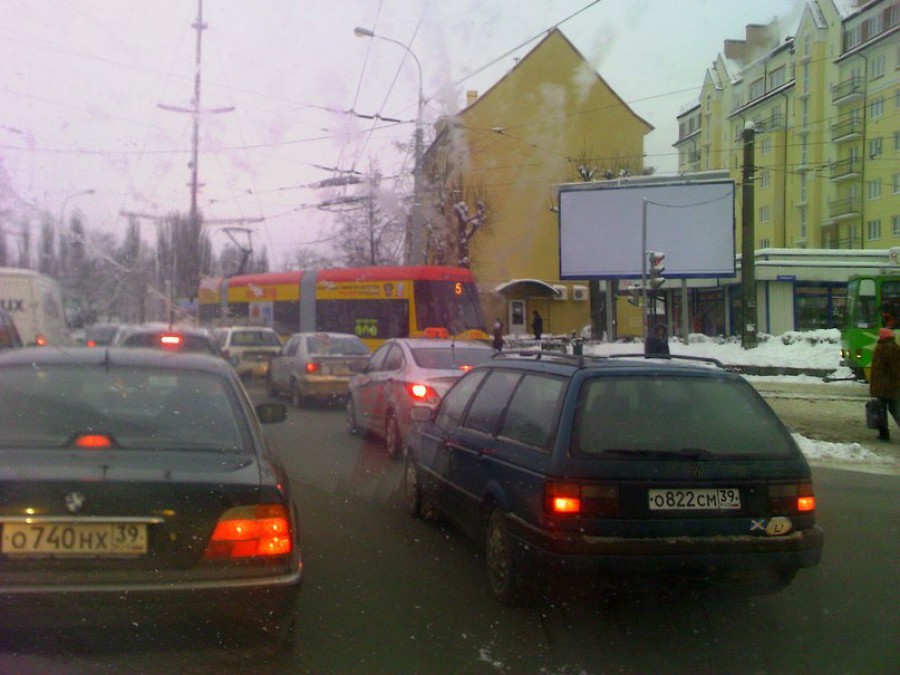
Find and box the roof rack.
[605,353,732,370]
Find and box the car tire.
[404,458,440,521]
[385,412,402,459]
[346,396,359,435]
[485,508,530,606]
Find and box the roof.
[493,279,562,298]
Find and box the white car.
[213,326,283,378]
[346,338,495,458]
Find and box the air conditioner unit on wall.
[552,285,568,301]
[572,285,588,301]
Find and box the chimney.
[724,39,746,63]
[466,90,478,107]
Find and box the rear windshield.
[572,375,798,459]
[0,366,250,452]
[307,336,370,356]
[230,330,282,347]
[411,346,494,370]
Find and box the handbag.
[866,398,885,429]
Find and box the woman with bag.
[869,327,900,441]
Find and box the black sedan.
[0,347,301,644]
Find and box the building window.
[802,63,810,94]
[870,97,884,118]
[870,53,886,79]
[865,14,883,37]
[866,219,882,241]
[760,170,770,189]
[868,180,882,200]
[895,130,900,152]
[759,206,770,223]
[802,98,809,125]
[799,206,808,240]
[893,215,900,236]
[799,174,808,203]
[894,173,900,194]
[800,136,809,165]
[769,66,786,89]
[759,238,770,249]
[844,25,862,50]
[761,137,771,155]
[749,78,765,100]
[870,137,883,158]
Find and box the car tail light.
[458,364,474,372]
[406,382,439,403]
[87,339,98,347]
[543,481,620,517]
[160,334,182,347]
[203,504,292,560]
[73,433,115,449]
[305,362,320,374]
[768,482,815,514]
[35,334,48,346]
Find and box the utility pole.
[741,122,758,349]
[159,0,234,224]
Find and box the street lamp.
[354,26,426,265]
[59,189,95,231]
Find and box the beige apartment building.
[674,0,899,335]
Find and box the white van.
[0,268,69,346]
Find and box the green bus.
[841,273,900,380]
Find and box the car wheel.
[385,412,403,459]
[346,396,359,435]
[485,508,530,606]
[291,382,304,408]
[405,459,424,517]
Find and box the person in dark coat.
[644,322,670,356]
[531,310,543,341]
[869,327,900,441]
[491,318,504,352]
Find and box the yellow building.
[674,0,899,335]
[422,28,652,338]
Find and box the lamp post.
[354,27,426,265]
[59,189,96,232]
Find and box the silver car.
[346,338,495,458]
[268,332,370,407]
[214,326,283,378]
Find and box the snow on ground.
[579,328,896,474]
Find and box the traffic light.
[648,251,666,289]
[623,282,642,306]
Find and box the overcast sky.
[0,0,803,266]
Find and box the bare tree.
[332,170,404,267]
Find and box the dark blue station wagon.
[404,352,824,604]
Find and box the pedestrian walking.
[491,318,504,352]
[645,322,670,356]
[531,310,543,341]
[869,327,900,441]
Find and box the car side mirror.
[256,402,287,424]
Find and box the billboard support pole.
[741,123,758,349]
[641,198,648,341]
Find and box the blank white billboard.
[558,178,736,280]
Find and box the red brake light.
[35,334,48,347]
[544,481,582,514]
[160,334,182,347]
[423,327,450,338]
[406,382,438,402]
[86,340,97,348]
[73,433,114,449]
[458,364,473,372]
[306,362,320,374]
[202,504,292,560]
[768,482,815,514]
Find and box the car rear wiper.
[600,448,714,460]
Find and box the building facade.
[421,29,652,338]
[673,0,899,335]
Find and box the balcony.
[829,157,862,182]
[755,112,784,134]
[831,116,862,142]
[832,76,864,104]
[828,196,861,220]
